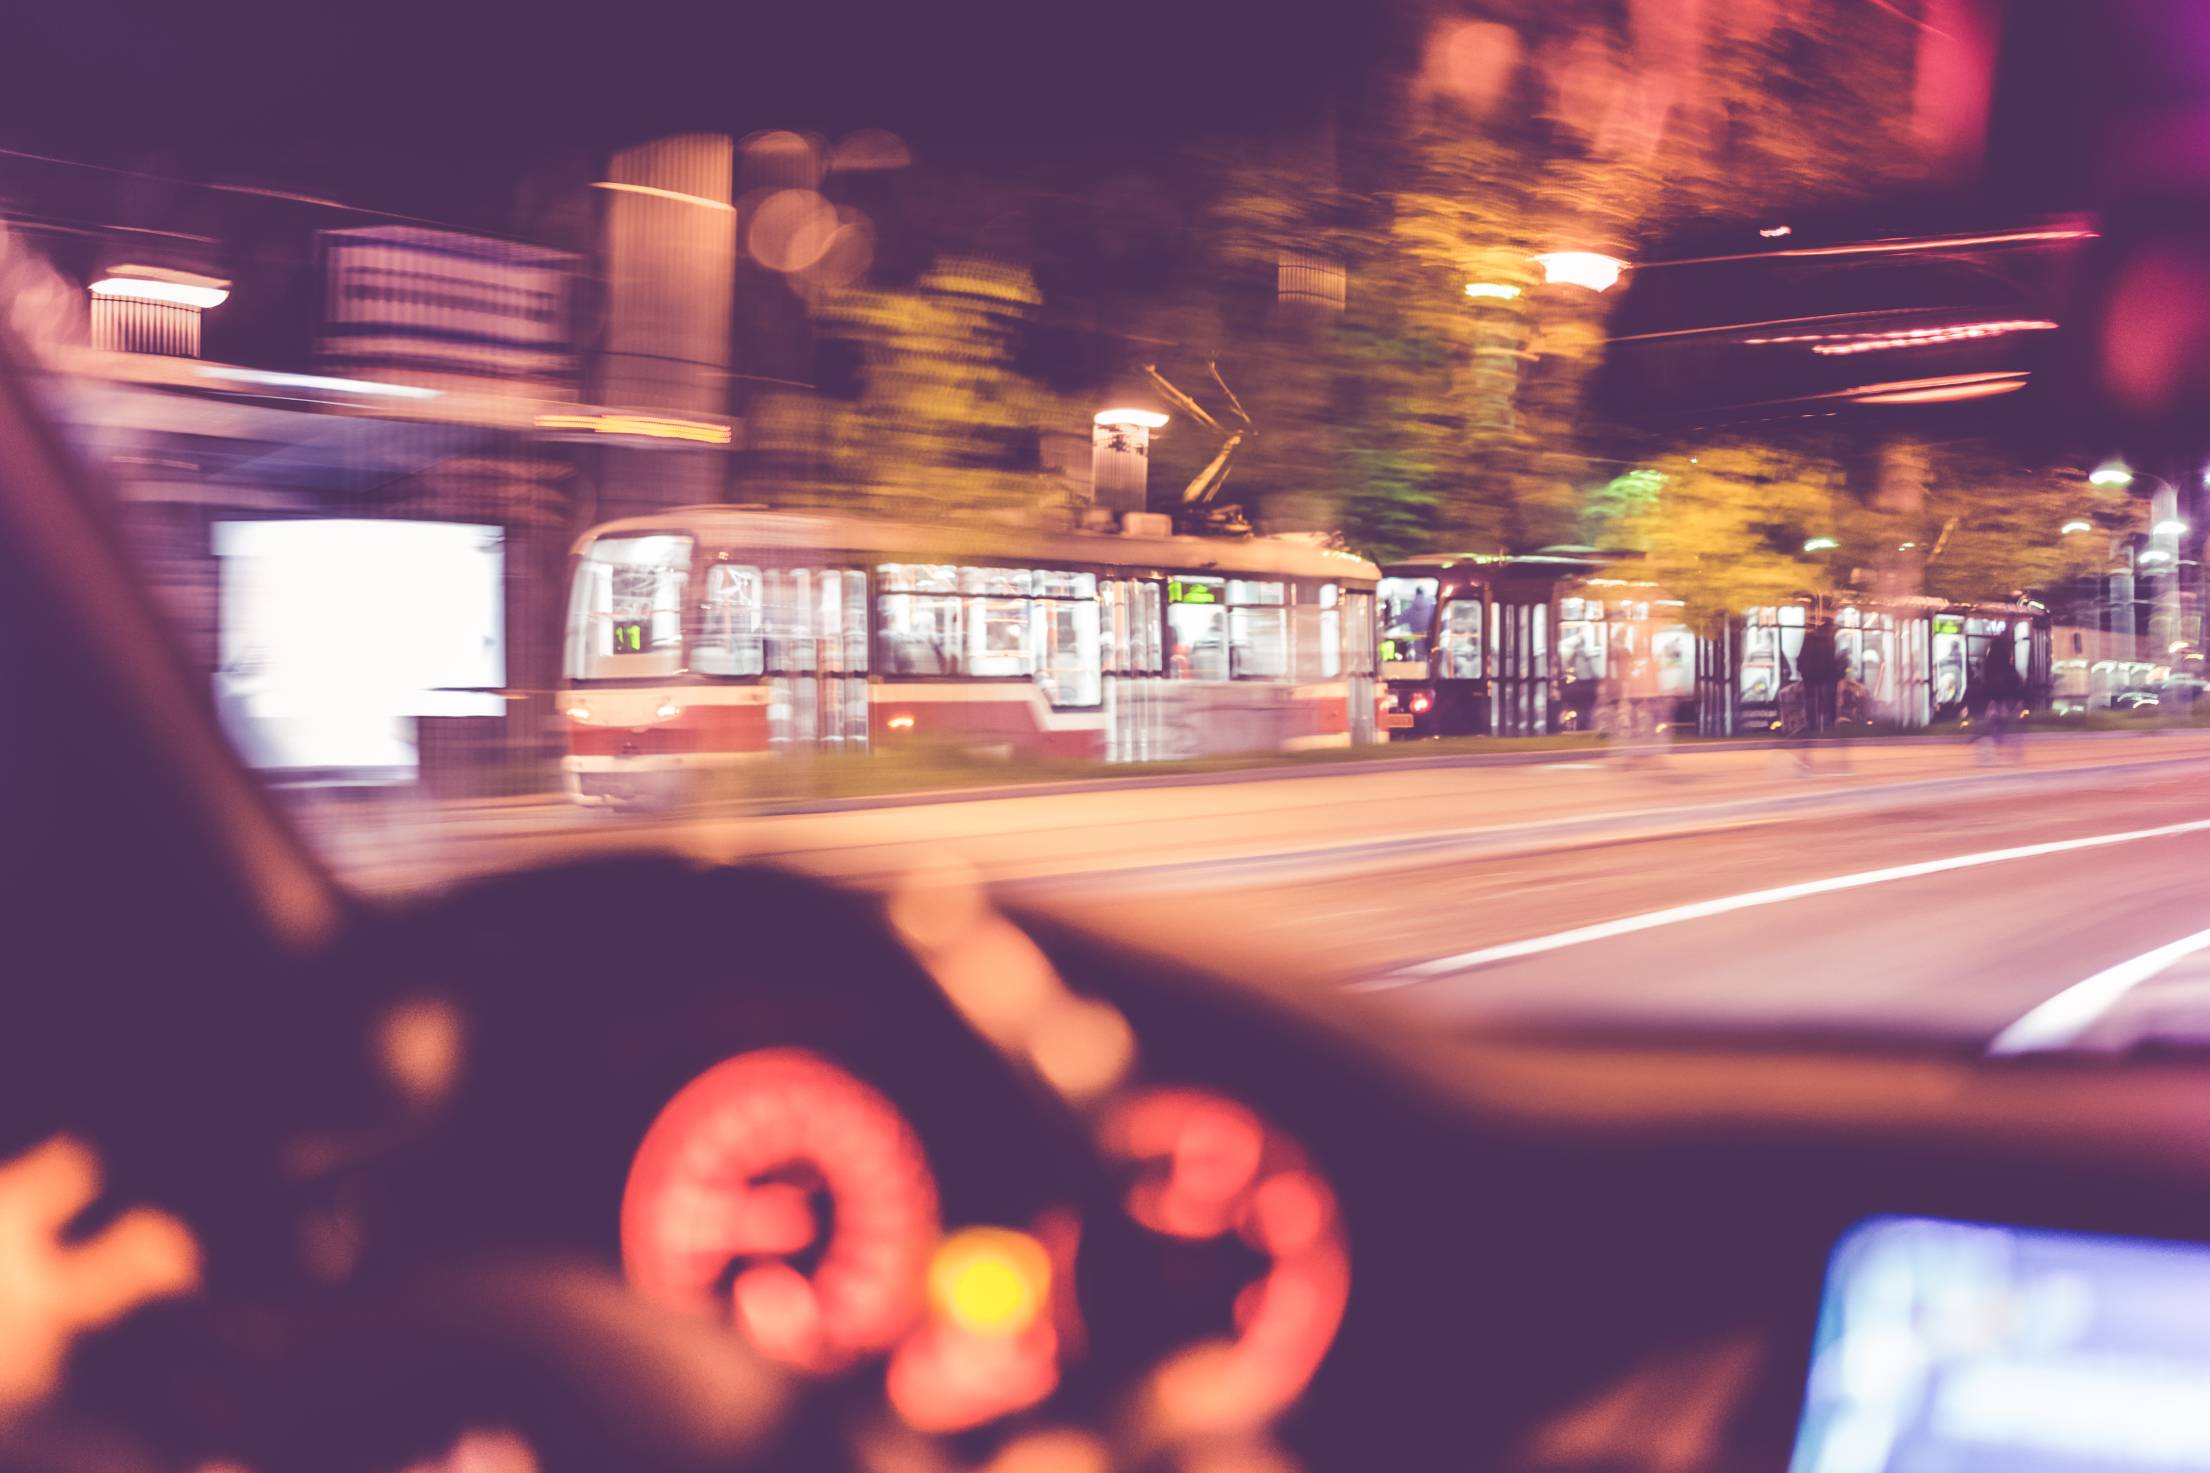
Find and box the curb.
[994,750,2210,899]
[322,729,2210,821]
[731,729,2210,817]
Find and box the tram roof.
[572,505,1382,582]
[1380,552,1603,579]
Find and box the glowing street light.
[2061,520,2093,535]
[1531,251,1626,293]
[2155,518,2190,536]
[88,269,231,310]
[1803,536,1840,553]
[1093,408,1169,429]
[2089,461,2135,488]
[1464,282,1522,301]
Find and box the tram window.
[1294,583,1341,681]
[1034,598,1102,707]
[1107,581,1132,673]
[1231,607,1288,679]
[1653,626,1695,697]
[1560,607,1603,685]
[695,563,765,677]
[879,594,960,675]
[1114,579,1163,675]
[564,533,692,681]
[763,569,820,673]
[1167,603,1228,680]
[1377,578,1437,663]
[878,563,961,676]
[1226,581,1287,680]
[1318,583,1342,679]
[1343,591,1376,676]
[1742,615,1778,701]
[1138,583,1164,673]
[1036,569,1094,599]
[843,571,869,673]
[1439,599,1482,679]
[969,594,1033,677]
[963,566,1033,598]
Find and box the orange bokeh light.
[1103,1089,1351,1437]
[620,1048,939,1374]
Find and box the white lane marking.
[1349,816,2210,994]
[1987,924,2210,1055]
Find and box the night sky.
[9,2,2210,227]
[0,0,1398,227]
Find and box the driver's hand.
[0,1136,198,1416]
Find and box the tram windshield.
[564,534,693,682]
[1378,578,1438,665]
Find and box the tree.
[1177,0,1938,560]
[1846,439,2144,606]
[1594,443,1847,624]
[802,256,1057,523]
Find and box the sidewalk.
[297,730,2210,898]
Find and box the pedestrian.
[1837,657,1870,730]
[1797,617,1842,738]
[1978,634,2026,757]
[1606,653,1666,768]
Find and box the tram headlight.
[655,700,682,720]
[565,703,591,722]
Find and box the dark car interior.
[13,305,2210,1473]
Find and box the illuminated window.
[876,564,1102,705]
[1322,583,1343,678]
[765,568,818,674]
[1167,576,1228,680]
[1343,590,1376,676]
[1439,598,1482,680]
[1034,597,1101,707]
[695,563,765,677]
[1376,578,1437,666]
[1227,580,1287,680]
[877,563,961,676]
[1107,579,1163,676]
[1304,582,1343,680]
[565,534,692,681]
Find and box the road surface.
[295,732,2210,1053]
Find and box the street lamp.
[1464,282,1521,300]
[1091,406,1169,515]
[2090,460,2135,488]
[2061,520,2093,535]
[1093,408,1169,430]
[1531,251,1626,293]
[88,268,231,310]
[1803,536,1840,553]
[2156,518,2190,537]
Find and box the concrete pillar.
[593,134,736,522]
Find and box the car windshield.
[15,0,2210,1066]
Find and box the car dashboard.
[48,856,2210,1473]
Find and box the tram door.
[1103,578,1165,762]
[1344,588,1378,744]
[1491,591,1552,735]
[765,567,869,751]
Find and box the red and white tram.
[559,507,1381,804]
